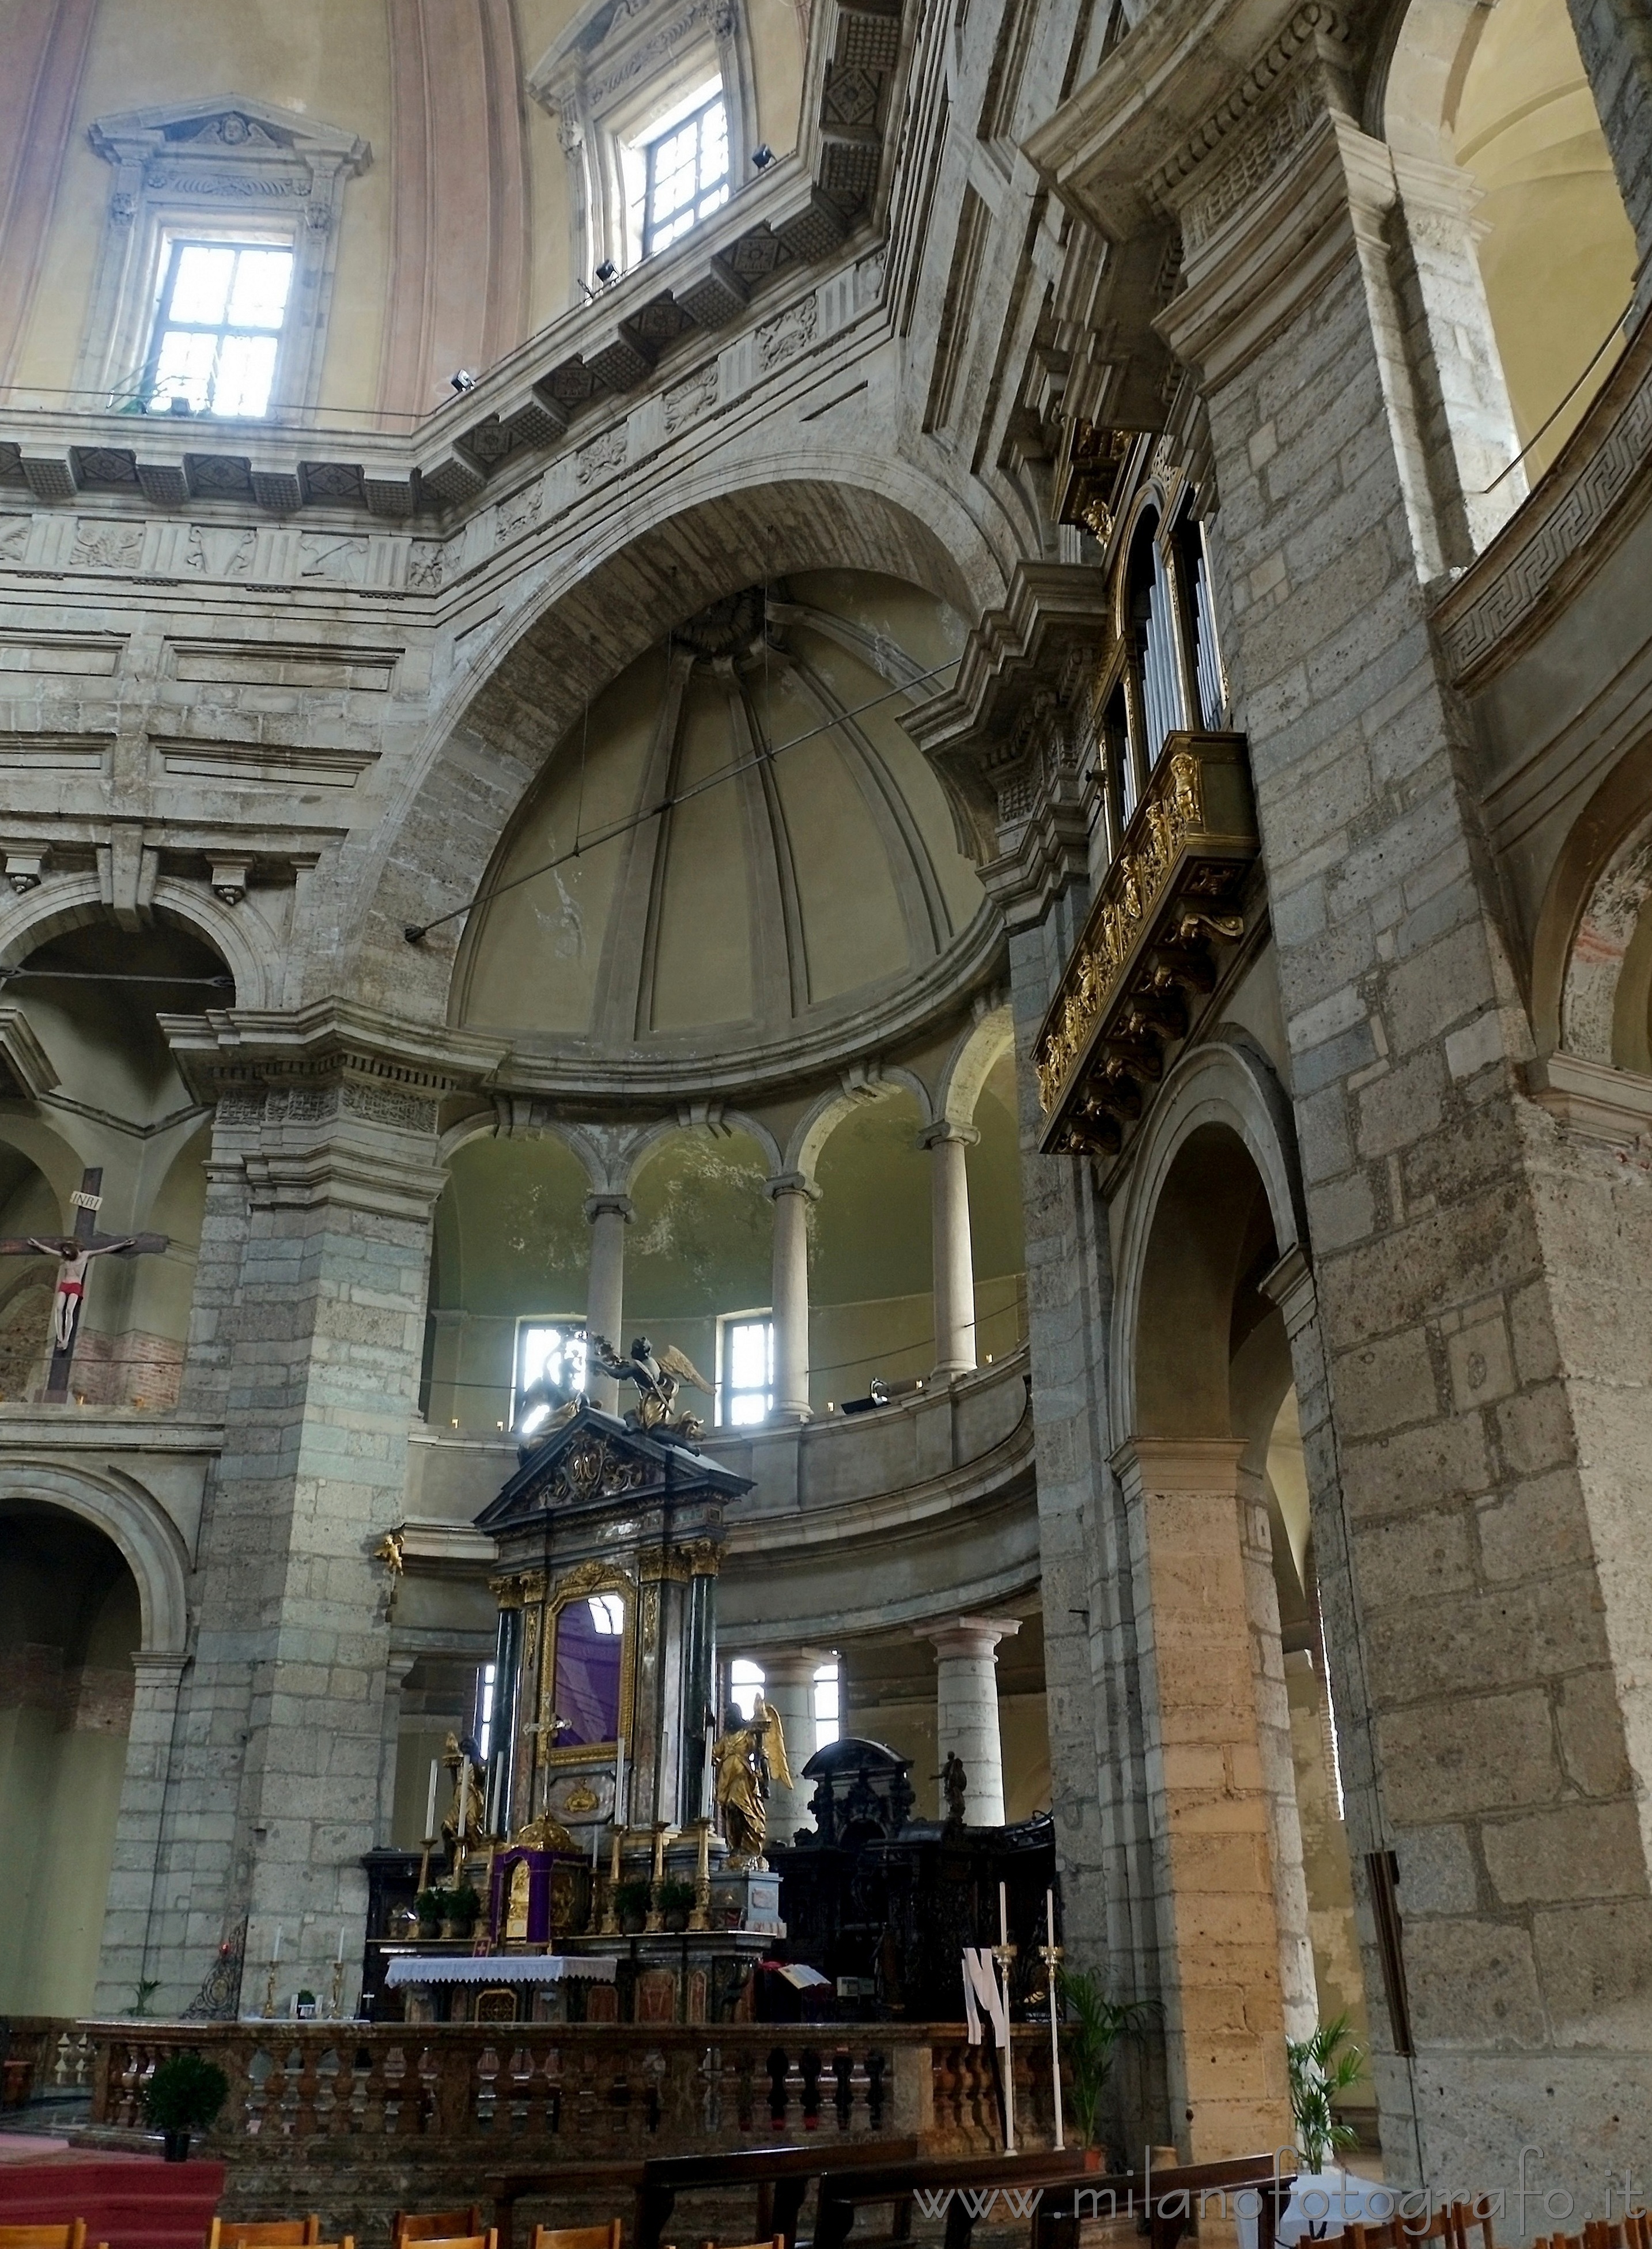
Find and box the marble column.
[766,1171,817,1422]
[920,1120,979,1378]
[919,1615,1019,1824]
[750,1647,824,1842]
[583,1191,632,1413]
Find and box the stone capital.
[765,1169,820,1203]
[1259,1242,1317,1339]
[916,1613,1022,1663]
[583,1192,634,1224]
[917,1118,981,1151]
[1110,1436,1247,1496]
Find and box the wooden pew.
[812,2149,1290,2249]
[630,2141,919,2249]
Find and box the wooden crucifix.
[0,1166,168,1403]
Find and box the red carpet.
[0,2154,224,2249]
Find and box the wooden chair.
[209,2223,322,2249]
[528,2227,621,2249]
[395,2218,483,2249]
[694,2237,785,2249]
[1446,2200,1496,2249]
[396,2234,494,2249]
[0,2227,90,2249]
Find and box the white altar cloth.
[384,1953,618,1987]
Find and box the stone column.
[918,1615,1019,1825]
[94,1651,187,2015]
[107,1035,447,2015]
[750,1647,823,1842]
[920,1120,979,1378]
[377,1652,418,1849]
[1154,66,1652,2186]
[766,1171,816,1422]
[583,1191,632,1414]
[1113,1440,1294,2160]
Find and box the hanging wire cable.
[1478,298,1632,494]
[0,969,234,987]
[403,656,959,943]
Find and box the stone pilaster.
[1113,1439,1294,2161]
[1564,0,1652,304]
[94,1651,188,2014]
[1159,60,1652,2186]
[113,1015,450,2012]
[918,1615,1019,1824]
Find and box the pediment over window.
[88,95,371,177]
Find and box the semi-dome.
[453,570,992,1073]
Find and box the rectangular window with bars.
[716,1310,773,1426]
[642,87,730,256]
[146,240,293,416]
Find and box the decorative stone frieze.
[1034,732,1258,1152]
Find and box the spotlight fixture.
[595,258,619,285]
[449,368,477,394]
[751,143,774,169]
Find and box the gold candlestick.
[329,1959,346,2018]
[688,1816,712,1933]
[645,1822,669,1932]
[600,1827,622,1934]
[263,1963,278,2019]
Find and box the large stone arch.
[349,464,1013,1020]
[782,1067,936,1179]
[1532,735,1652,1073]
[0,1460,190,1656]
[1110,1031,1306,1442]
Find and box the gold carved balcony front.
[1035,732,1260,1160]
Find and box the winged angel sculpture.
[589,1332,713,1436]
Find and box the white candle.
[459,1757,471,1842]
[271,1926,282,1964]
[614,1733,627,1825]
[425,1757,440,1839]
[335,1927,346,1965]
[999,1880,1008,1948]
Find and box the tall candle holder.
[644,1822,669,1932]
[263,1960,278,2019]
[600,1827,622,1936]
[1039,1884,1064,2151]
[688,1817,712,1933]
[329,1959,347,2019]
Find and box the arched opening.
[811,1088,933,1410]
[1385,0,1638,478]
[625,1127,773,1423]
[0,1500,140,2014]
[1129,1117,1369,2144]
[0,916,220,1408]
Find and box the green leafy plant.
[1057,1968,1155,2153]
[142,2052,229,2134]
[415,1888,447,1926]
[446,1884,483,1930]
[658,1880,697,1912]
[295,1989,317,2007]
[1287,2012,1364,2174]
[615,1877,651,1925]
[128,1978,161,2018]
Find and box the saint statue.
[440,1730,487,1845]
[939,1749,968,1825]
[710,1696,793,1868]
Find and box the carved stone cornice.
[158,999,509,1109]
[1035,732,1260,1157]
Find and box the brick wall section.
[1164,93,1652,2185]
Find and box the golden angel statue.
[588,1332,713,1435]
[710,1695,793,1868]
[440,1730,488,1845]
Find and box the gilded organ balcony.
[1035,731,1261,1162]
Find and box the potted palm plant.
[1057,1968,1155,2166]
[445,1884,483,1940]
[615,1878,651,1934]
[415,1887,445,1939]
[658,1878,697,1933]
[143,2050,229,2163]
[1287,2012,1364,2232]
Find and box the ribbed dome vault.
[455,570,988,1062]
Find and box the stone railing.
[85,2022,1054,2160]
[1034,731,1260,1162]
